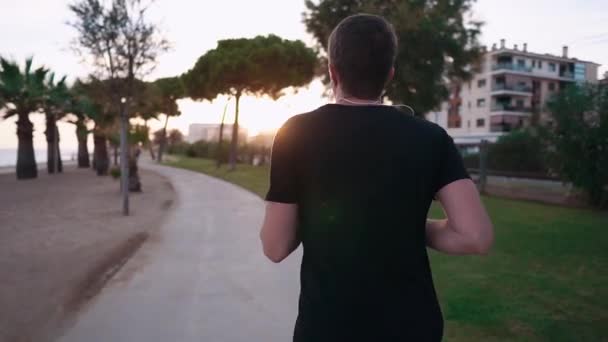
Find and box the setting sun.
[155,80,328,139]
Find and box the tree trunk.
[217,100,229,168]
[128,146,142,192]
[45,115,63,174]
[56,133,63,173]
[157,114,170,163]
[148,142,156,160]
[113,146,118,166]
[16,114,37,179]
[145,120,156,161]
[76,121,90,168]
[229,91,241,171]
[93,133,109,176]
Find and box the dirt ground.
[0,166,175,342]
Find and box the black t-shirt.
[265,104,469,342]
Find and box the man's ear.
[387,67,395,84]
[328,63,339,86]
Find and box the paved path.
[59,162,301,342]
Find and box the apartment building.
[427,40,600,145]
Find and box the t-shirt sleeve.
[265,119,299,203]
[433,129,470,195]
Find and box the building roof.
[488,47,600,66]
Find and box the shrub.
[545,83,608,207]
[487,130,547,174]
[167,142,190,155]
[462,130,549,175]
[110,167,121,179]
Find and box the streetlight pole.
[120,97,130,216]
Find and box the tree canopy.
[68,0,169,85]
[0,57,49,179]
[545,83,608,207]
[183,34,317,169]
[184,34,317,100]
[303,0,483,115]
[0,57,48,119]
[153,76,184,116]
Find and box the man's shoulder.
[386,107,447,138]
[281,104,448,138]
[279,105,328,130]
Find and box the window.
[538,61,542,69]
[467,120,471,128]
[477,98,486,107]
[548,82,556,91]
[516,99,524,108]
[468,101,471,109]
[468,82,471,90]
[532,60,536,67]
[476,118,485,127]
[477,79,486,88]
[517,59,526,67]
[549,63,556,72]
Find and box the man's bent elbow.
[263,246,288,263]
[473,225,494,255]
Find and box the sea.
[0,148,77,167]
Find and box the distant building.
[187,123,248,143]
[426,40,601,145]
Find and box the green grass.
[166,156,608,341]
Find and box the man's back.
[266,104,470,341]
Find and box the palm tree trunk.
[157,114,170,163]
[229,91,241,171]
[56,130,63,173]
[76,122,90,168]
[45,115,62,174]
[16,114,37,179]
[93,132,109,176]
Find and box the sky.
[0,0,607,151]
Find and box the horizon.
[1,0,607,151]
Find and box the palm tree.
[0,57,48,179]
[72,110,91,168]
[75,77,115,175]
[66,82,97,168]
[43,73,70,174]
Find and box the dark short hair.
[328,14,398,100]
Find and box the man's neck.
[335,96,382,106]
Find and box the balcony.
[559,71,574,79]
[491,83,533,95]
[492,63,533,73]
[491,104,532,114]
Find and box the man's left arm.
[260,118,300,263]
[260,202,299,263]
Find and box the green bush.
[545,83,608,207]
[167,141,190,155]
[110,166,121,179]
[488,130,548,173]
[167,138,268,165]
[463,130,549,175]
[462,153,480,170]
[186,140,211,158]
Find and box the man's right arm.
[426,179,494,255]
